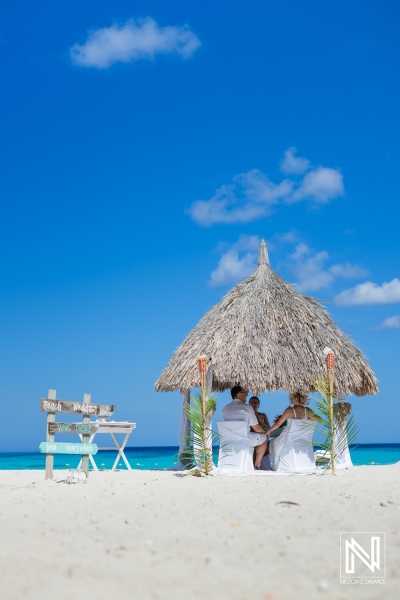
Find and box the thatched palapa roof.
[155,240,378,396]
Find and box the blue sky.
[1,1,399,451]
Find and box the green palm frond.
[182,390,220,476]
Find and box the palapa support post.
[45,389,57,480]
[326,351,335,475]
[81,393,91,477]
[198,356,208,462]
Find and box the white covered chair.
[217,421,254,474]
[270,419,316,473]
[314,420,353,469]
[332,419,353,469]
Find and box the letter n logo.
[340,532,385,579]
[345,536,380,573]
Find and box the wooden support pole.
[81,393,91,477]
[45,389,56,480]
[329,370,335,475]
[326,351,335,475]
[201,369,207,462]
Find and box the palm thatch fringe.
[155,240,378,396]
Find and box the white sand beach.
[0,465,399,600]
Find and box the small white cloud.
[288,244,368,292]
[187,151,344,226]
[290,167,344,204]
[335,278,400,306]
[209,235,266,286]
[377,316,400,330]
[280,147,310,175]
[70,17,201,69]
[274,230,299,244]
[329,263,368,279]
[187,170,293,226]
[209,249,257,287]
[289,244,333,291]
[231,234,262,252]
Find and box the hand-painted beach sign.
[39,442,98,455]
[48,422,98,435]
[41,389,117,481]
[40,399,115,417]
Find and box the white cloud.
[335,278,400,306]
[187,170,293,226]
[187,151,344,226]
[377,316,400,330]
[70,17,201,68]
[329,263,368,279]
[289,244,368,292]
[209,249,257,287]
[289,244,333,291]
[231,234,262,252]
[280,147,310,174]
[276,230,299,244]
[209,235,266,287]
[290,167,344,204]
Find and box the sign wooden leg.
[45,389,57,480]
[81,393,91,478]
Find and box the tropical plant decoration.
[333,401,352,427]
[312,374,358,474]
[182,389,219,476]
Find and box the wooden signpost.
[40,389,115,480]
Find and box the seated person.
[266,391,320,471]
[222,386,268,470]
[249,396,271,430]
[267,391,320,437]
[249,396,271,462]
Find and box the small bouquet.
[333,402,352,427]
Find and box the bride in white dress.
[267,392,321,472]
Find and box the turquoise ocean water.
[0,444,399,471]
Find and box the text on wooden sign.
[40,399,115,416]
[39,442,99,455]
[48,422,98,435]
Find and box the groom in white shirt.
[222,386,268,470]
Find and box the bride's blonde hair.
[289,391,309,406]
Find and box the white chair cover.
[217,421,254,474]
[334,419,353,469]
[270,419,316,473]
